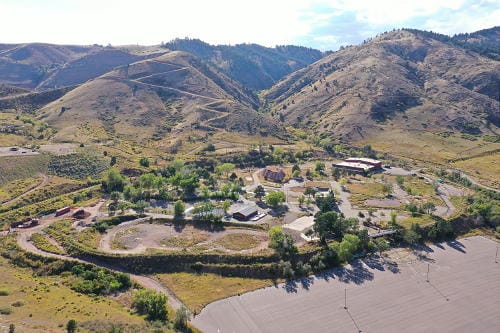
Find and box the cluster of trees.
[405,202,437,216]
[268,226,297,258]
[132,289,168,321]
[70,264,131,295]
[101,160,244,217]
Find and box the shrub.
[0,307,12,315]
[11,301,24,307]
[132,289,168,322]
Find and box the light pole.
[344,288,347,309]
[495,247,498,263]
[426,263,430,282]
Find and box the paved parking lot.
[193,236,499,333]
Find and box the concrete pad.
[283,216,315,232]
[193,236,499,333]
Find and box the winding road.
[14,213,186,311]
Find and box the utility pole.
[426,263,430,282]
[495,247,498,263]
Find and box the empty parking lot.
[193,236,499,333]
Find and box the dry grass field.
[156,272,276,314]
[0,256,145,333]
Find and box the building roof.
[345,157,381,164]
[263,167,286,182]
[335,161,375,170]
[233,205,258,216]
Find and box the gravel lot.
[193,236,499,333]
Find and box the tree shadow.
[330,260,375,285]
[435,243,445,250]
[299,276,315,290]
[362,256,385,271]
[283,280,298,293]
[282,275,315,293]
[446,240,466,253]
[413,250,436,263]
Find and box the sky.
[1,0,499,51]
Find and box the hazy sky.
[1,0,498,50]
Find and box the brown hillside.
[37,51,279,143]
[264,29,499,142]
[0,43,166,90]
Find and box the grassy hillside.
[262,29,499,169]
[37,51,282,145]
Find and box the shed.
[232,206,258,220]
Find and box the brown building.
[232,206,258,220]
[263,167,286,183]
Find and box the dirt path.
[15,215,185,311]
[2,173,49,206]
[108,76,226,102]
[446,168,499,193]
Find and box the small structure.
[232,205,258,221]
[345,158,382,169]
[72,209,90,219]
[55,206,71,217]
[334,157,382,174]
[263,167,286,183]
[15,218,39,229]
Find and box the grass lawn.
[76,228,102,249]
[346,182,387,207]
[30,233,66,255]
[156,272,275,314]
[0,256,146,333]
[214,233,267,251]
[398,214,436,229]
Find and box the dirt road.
[2,173,49,207]
[15,213,186,311]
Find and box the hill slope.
[37,51,280,143]
[0,43,166,90]
[264,29,499,144]
[164,39,325,90]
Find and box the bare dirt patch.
[103,222,269,254]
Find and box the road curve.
[15,220,185,311]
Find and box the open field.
[360,129,500,165]
[100,222,269,254]
[0,175,43,203]
[452,154,500,189]
[155,272,276,314]
[193,236,499,333]
[0,256,146,333]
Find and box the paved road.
[193,236,499,333]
